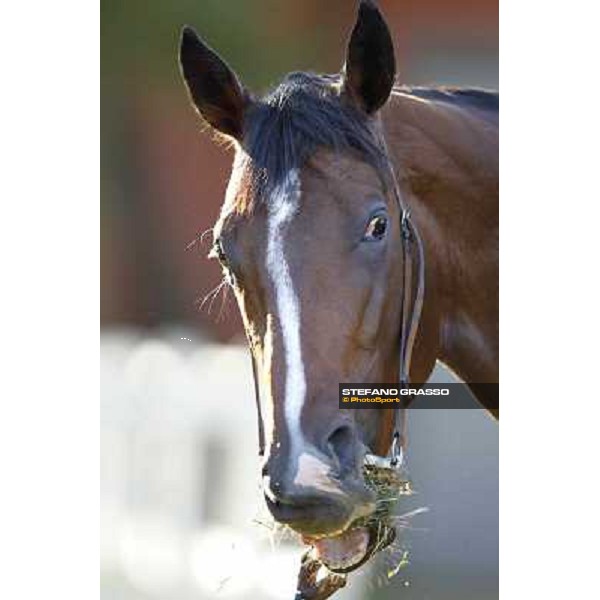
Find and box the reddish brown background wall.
[101,0,498,341]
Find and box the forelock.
[237,72,388,210]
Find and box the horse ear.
[179,26,248,140]
[342,1,396,114]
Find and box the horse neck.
[381,90,498,398]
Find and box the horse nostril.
[327,425,357,476]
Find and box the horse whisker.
[215,283,231,322]
[186,227,214,252]
[196,279,226,314]
[206,280,227,315]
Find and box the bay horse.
[179,0,498,592]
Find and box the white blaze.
[265,169,306,455]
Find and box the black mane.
[241,72,389,199]
[238,73,498,203]
[400,86,499,114]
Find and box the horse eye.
[363,214,388,242]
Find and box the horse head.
[180,1,421,573]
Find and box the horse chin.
[305,524,396,574]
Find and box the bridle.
[385,153,426,470]
[249,142,426,472]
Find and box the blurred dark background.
[101,0,498,339]
[101,3,498,599]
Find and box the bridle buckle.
[390,431,403,468]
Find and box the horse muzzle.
[263,475,375,534]
[265,485,380,573]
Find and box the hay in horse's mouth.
[301,459,409,574]
[304,523,395,574]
